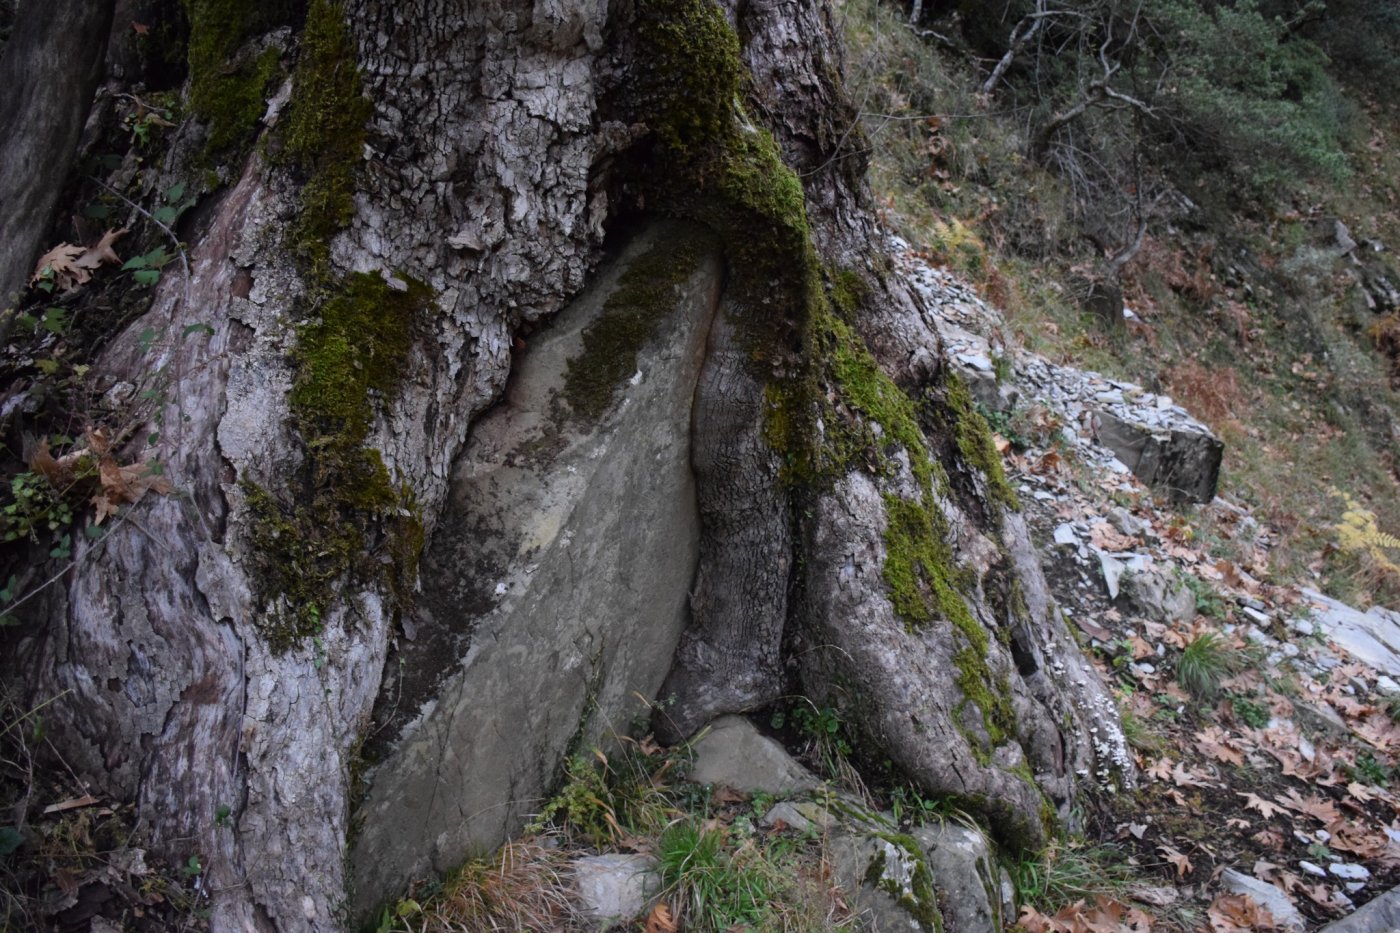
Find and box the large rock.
[349,224,722,913]
[1120,567,1195,625]
[1095,410,1223,504]
[1321,884,1400,932]
[1303,588,1400,678]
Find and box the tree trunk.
[2,0,1131,928]
[0,0,116,318]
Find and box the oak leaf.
[643,902,677,933]
[1238,793,1286,819]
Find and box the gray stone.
[1304,588,1400,678]
[350,225,722,910]
[1219,868,1306,932]
[573,854,661,926]
[1320,884,1400,932]
[915,823,1004,933]
[1293,699,1351,738]
[1095,410,1223,504]
[1107,507,1147,537]
[829,817,1005,933]
[1121,568,1195,625]
[1331,863,1372,882]
[830,832,939,932]
[688,716,820,796]
[761,799,839,834]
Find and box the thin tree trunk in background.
[0,0,116,318]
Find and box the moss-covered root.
[247,272,431,649]
[273,0,373,275]
[184,0,294,156]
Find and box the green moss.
[882,493,1015,754]
[873,832,943,931]
[562,232,711,422]
[638,0,743,157]
[944,374,1019,511]
[183,0,288,155]
[273,0,372,276]
[830,267,870,319]
[248,273,431,647]
[290,273,425,435]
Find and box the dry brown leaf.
[1208,892,1282,931]
[1158,843,1193,877]
[77,227,127,270]
[1017,895,1153,933]
[1145,757,1173,782]
[1171,761,1213,788]
[644,902,677,933]
[1274,789,1342,826]
[1198,727,1245,766]
[30,242,85,290]
[1089,521,1138,551]
[1238,792,1287,820]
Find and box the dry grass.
[387,839,580,933]
[1162,361,1244,427]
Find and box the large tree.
[0,0,1127,928]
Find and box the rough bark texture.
[3,0,1130,928]
[653,298,791,741]
[0,0,116,315]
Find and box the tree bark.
[0,0,116,319]
[3,1,1130,928]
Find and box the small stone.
[1299,860,1327,877]
[1329,862,1371,882]
[1241,606,1272,626]
[1378,675,1400,696]
[1054,524,1080,547]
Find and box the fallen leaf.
[1239,792,1287,819]
[644,902,677,933]
[1158,843,1193,877]
[1171,761,1213,788]
[1208,892,1282,931]
[30,242,85,290]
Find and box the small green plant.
[888,784,948,826]
[1182,575,1226,620]
[2,472,75,544]
[121,247,174,287]
[525,754,621,846]
[1010,841,1131,913]
[1231,694,1270,729]
[659,817,811,932]
[1176,631,1236,699]
[1347,752,1391,787]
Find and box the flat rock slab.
[687,715,820,796]
[350,223,722,914]
[1304,588,1400,678]
[1219,868,1306,932]
[1321,885,1400,932]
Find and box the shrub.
[1176,631,1236,699]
